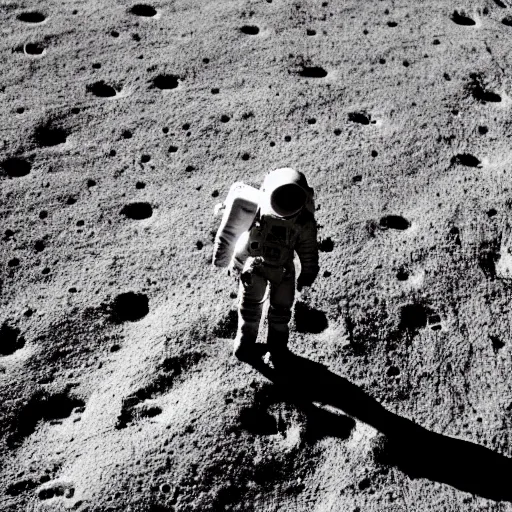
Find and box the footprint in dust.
[116,351,203,429]
[38,481,75,500]
[10,390,85,446]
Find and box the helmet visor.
[270,183,307,217]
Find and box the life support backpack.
[212,182,261,267]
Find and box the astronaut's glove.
[297,272,317,292]
[227,261,242,279]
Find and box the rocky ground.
[1,0,512,510]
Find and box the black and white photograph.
[1,0,512,510]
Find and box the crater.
[111,291,149,322]
[348,112,371,125]
[298,66,328,78]
[319,237,334,252]
[450,10,476,26]
[34,125,68,147]
[399,303,428,331]
[0,323,25,356]
[129,4,157,17]
[494,0,507,7]
[17,11,46,23]
[450,153,481,167]
[240,25,260,35]
[1,157,31,178]
[294,302,328,334]
[86,81,117,98]
[239,407,278,435]
[24,43,45,55]
[467,74,501,103]
[502,16,512,26]
[152,74,179,90]
[120,202,153,219]
[379,215,410,230]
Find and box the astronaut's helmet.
[262,168,310,217]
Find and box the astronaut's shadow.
[248,353,512,503]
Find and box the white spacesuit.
[222,168,319,363]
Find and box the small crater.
[348,112,371,125]
[34,125,68,147]
[298,66,328,78]
[352,175,362,183]
[140,154,151,163]
[213,309,238,338]
[319,237,334,252]
[487,208,497,217]
[239,408,278,435]
[379,215,410,230]
[502,16,512,26]
[39,211,48,219]
[466,73,501,103]
[478,125,488,135]
[129,4,157,17]
[34,240,45,252]
[241,153,250,161]
[220,115,230,123]
[17,11,46,23]
[211,87,220,94]
[387,365,400,377]
[0,323,25,356]
[168,145,178,153]
[399,303,428,331]
[152,74,179,90]
[306,29,316,36]
[136,181,146,189]
[86,81,117,98]
[240,25,260,35]
[450,153,481,167]
[1,157,31,178]
[450,10,476,26]
[110,30,119,37]
[494,0,507,7]
[490,335,505,352]
[371,150,378,157]
[387,21,398,27]
[111,292,149,322]
[294,301,328,334]
[396,268,409,281]
[120,202,153,220]
[122,129,132,139]
[24,43,45,55]
[8,258,20,267]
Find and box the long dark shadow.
[248,353,512,503]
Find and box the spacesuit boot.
[233,263,267,362]
[267,266,295,365]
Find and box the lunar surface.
[1,0,512,510]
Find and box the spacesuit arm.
[229,231,251,275]
[295,215,319,288]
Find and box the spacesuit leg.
[267,267,295,355]
[234,270,268,361]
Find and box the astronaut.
[227,168,319,363]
